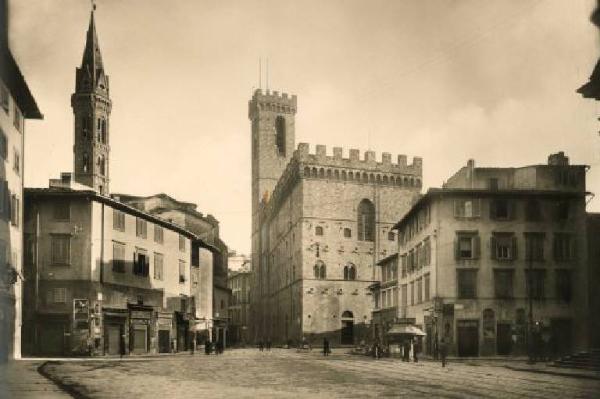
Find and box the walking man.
[323,338,330,356]
[440,337,448,368]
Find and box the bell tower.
[71,7,111,195]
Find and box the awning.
[190,320,211,332]
[386,324,426,336]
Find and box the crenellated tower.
[71,8,112,195]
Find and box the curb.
[37,361,91,399]
[504,365,600,381]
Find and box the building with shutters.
[0,0,43,361]
[373,152,590,357]
[249,88,423,346]
[227,259,251,346]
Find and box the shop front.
[129,305,154,354]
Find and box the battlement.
[250,88,297,106]
[294,143,422,175]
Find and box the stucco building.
[228,261,251,346]
[249,89,422,345]
[0,0,43,361]
[373,153,590,357]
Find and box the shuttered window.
[457,269,477,299]
[113,209,125,231]
[154,253,164,280]
[553,233,576,261]
[112,241,126,273]
[455,232,480,260]
[490,233,517,261]
[51,234,71,265]
[454,198,481,218]
[133,249,149,276]
[136,218,147,238]
[494,269,514,299]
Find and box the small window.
[179,260,186,283]
[525,200,542,222]
[179,234,186,251]
[455,233,480,260]
[13,103,23,132]
[112,241,126,273]
[454,199,480,218]
[113,209,125,231]
[491,233,516,261]
[553,233,575,261]
[490,199,511,220]
[154,253,164,280]
[344,263,356,281]
[10,194,19,227]
[343,228,351,238]
[51,234,71,265]
[275,115,286,156]
[313,261,326,280]
[49,287,67,304]
[555,269,572,303]
[13,149,19,175]
[387,231,395,241]
[525,233,545,261]
[494,269,514,299]
[315,226,324,236]
[0,82,9,112]
[457,269,477,299]
[154,225,164,244]
[525,270,545,300]
[0,129,7,160]
[53,201,71,221]
[133,250,149,276]
[136,218,147,238]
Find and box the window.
[423,238,431,266]
[392,287,398,306]
[525,233,545,261]
[133,250,149,276]
[179,234,186,251]
[416,277,423,304]
[51,234,71,265]
[525,270,545,300]
[48,288,67,304]
[10,194,18,226]
[0,82,9,112]
[457,269,477,299]
[136,218,147,238]
[424,273,430,301]
[489,178,499,191]
[13,103,23,132]
[275,115,286,156]
[357,199,375,241]
[153,225,164,244]
[494,269,514,299]
[112,242,125,273]
[315,226,324,236]
[491,233,516,261]
[555,269,572,303]
[343,228,351,238]
[553,233,576,261]
[82,152,89,172]
[525,200,542,222]
[455,232,480,260]
[0,129,7,160]
[415,243,422,269]
[454,198,481,218]
[53,201,70,221]
[555,201,569,221]
[387,231,395,241]
[313,261,326,280]
[113,209,125,231]
[344,263,356,280]
[401,284,407,308]
[490,199,513,220]
[0,180,9,220]
[401,255,407,278]
[410,281,415,305]
[179,260,186,283]
[12,149,19,175]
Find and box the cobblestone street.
[38,349,600,399]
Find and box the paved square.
[40,349,600,398]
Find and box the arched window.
[341,311,353,319]
[304,166,311,177]
[383,175,388,184]
[101,119,107,143]
[357,199,375,241]
[275,115,286,156]
[315,226,324,236]
[334,170,340,180]
[314,261,326,280]
[82,153,89,173]
[312,167,318,177]
[319,168,325,178]
[342,171,347,180]
[344,263,356,281]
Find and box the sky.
[8,0,600,256]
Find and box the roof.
[578,57,600,100]
[80,10,105,89]
[24,187,218,252]
[392,187,591,230]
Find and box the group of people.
[204,339,224,355]
[257,340,272,351]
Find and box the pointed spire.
[79,6,105,90]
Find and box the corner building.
[249,89,422,345]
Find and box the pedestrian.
[258,340,264,352]
[413,338,419,363]
[205,339,211,355]
[403,340,410,362]
[373,342,380,359]
[266,339,271,351]
[439,337,447,368]
[323,338,330,357]
[119,333,126,359]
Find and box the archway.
[341,311,354,345]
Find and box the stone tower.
[71,9,111,195]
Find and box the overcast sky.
[9,0,600,255]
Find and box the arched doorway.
[341,311,354,345]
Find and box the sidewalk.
[505,362,600,381]
[0,359,72,398]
